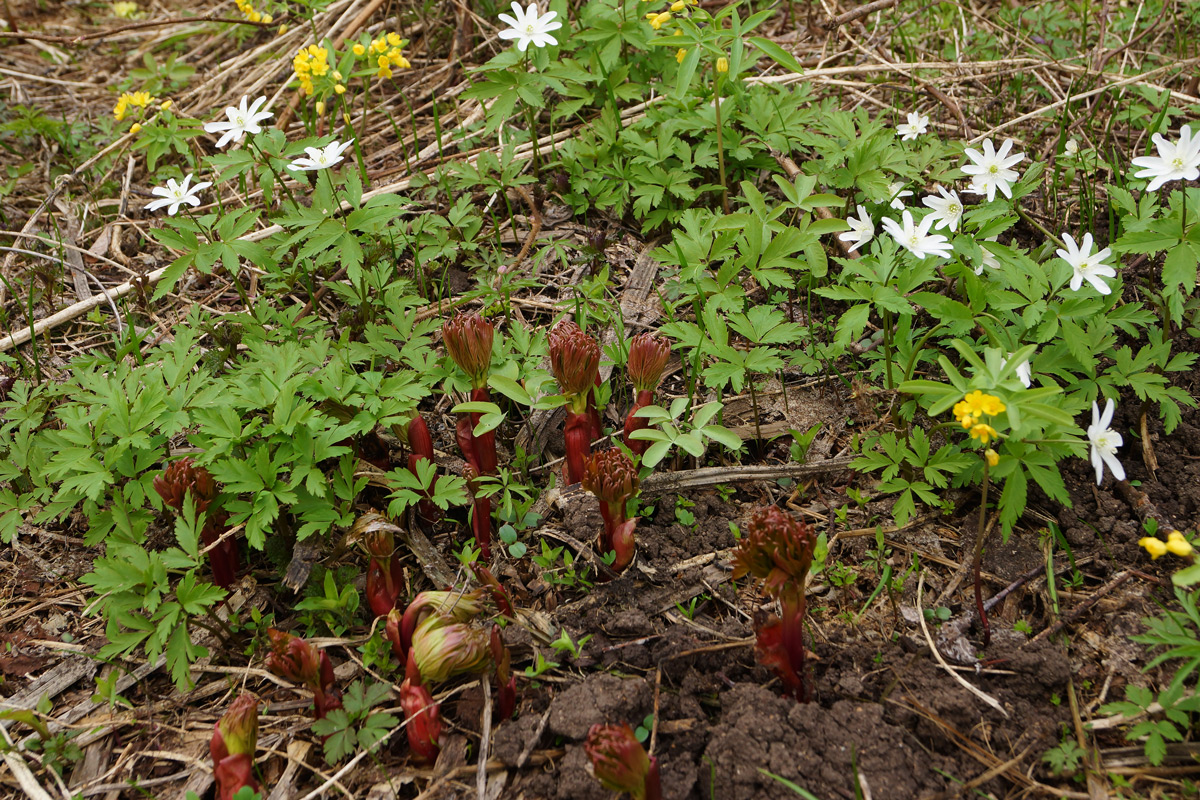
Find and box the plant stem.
[713,68,730,214]
[971,459,991,647]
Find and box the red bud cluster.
[154,458,238,589]
[623,332,670,456]
[582,449,641,574]
[584,722,661,800]
[443,312,494,390]
[211,693,260,800]
[732,506,817,702]
[264,629,342,718]
[355,514,406,618]
[550,321,604,484]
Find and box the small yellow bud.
[676,48,686,64]
[353,43,365,56]
[647,11,671,29]
[716,56,729,73]
[1167,530,1195,557]
[343,113,351,125]
[1140,537,1168,560]
[378,55,390,68]
[670,0,686,10]
[159,99,172,110]
[248,10,260,22]
[332,70,343,81]
[262,13,272,23]
[334,84,347,94]
[315,100,326,116]
[985,449,999,467]
[278,24,288,35]
[129,123,142,134]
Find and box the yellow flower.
[377,66,393,79]
[278,23,288,35]
[111,1,139,18]
[353,43,366,56]
[1167,530,1195,557]
[393,54,411,69]
[676,48,686,63]
[378,55,390,69]
[334,83,347,94]
[716,56,729,73]
[954,390,1005,428]
[112,90,155,121]
[387,32,402,47]
[646,11,671,29]
[1140,537,1168,560]
[129,123,142,134]
[370,38,386,55]
[969,423,999,445]
[670,0,687,10]
[262,13,272,23]
[985,449,999,467]
[332,70,343,81]
[248,10,261,22]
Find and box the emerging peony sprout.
[386,607,406,662]
[444,312,498,476]
[264,629,342,719]
[154,458,238,589]
[357,515,406,618]
[397,590,485,656]
[582,449,641,574]
[732,506,817,702]
[549,320,602,484]
[584,722,662,800]
[471,563,514,618]
[622,332,670,456]
[464,463,494,560]
[491,625,517,720]
[409,614,492,685]
[404,413,440,522]
[400,654,442,764]
[211,693,260,800]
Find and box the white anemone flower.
[1002,353,1033,388]
[838,205,874,252]
[203,95,273,148]
[960,138,1025,202]
[884,181,913,210]
[1130,124,1200,192]
[880,209,953,260]
[921,185,964,232]
[1057,232,1117,295]
[973,236,1000,275]
[896,112,930,141]
[145,173,211,215]
[497,2,562,51]
[1087,398,1125,485]
[287,139,355,171]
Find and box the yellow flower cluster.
[293,44,330,95]
[235,0,272,23]
[645,0,695,30]
[360,32,411,79]
[1140,530,1195,560]
[113,91,155,122]
[112,1,140,18]
[953,390,1005,446]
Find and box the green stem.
[713,67,730,214]
[972,459,991,647]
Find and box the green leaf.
[748,36,806,75]
[487,375,531,405]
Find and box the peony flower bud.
[409,615,492,685]
[549,320,601,408]
[400,677,442,763]
[732,506,816,603]
[264,629,342,718]
[356,514,406,618]
[211,693,260,800]
[443,312,494,390]
[584,723,661,800]
[154,458,218,515]
[626,332,670,394]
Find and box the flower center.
[948,203,960,214]
[1095,433,1116,453]
[525,23,536,33]
[908,235,920,247]
[233,114,244,125]
[988,164,999,174]
[1171,156,1185,171]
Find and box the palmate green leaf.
[164,619,206,691]
[1162,242,1200,295]
[175,571,225,615]
[641,439,673,468]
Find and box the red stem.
[472,494,493,560]
[564,411,592,485]
[645,756,663,800]
[622,389,654,455]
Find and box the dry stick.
[640,458,854,496]
[477,679,492,800]
[819,0,899,30]
[1028,570,1133,646]
[915,572,1008,717]
[0,15,278,43]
